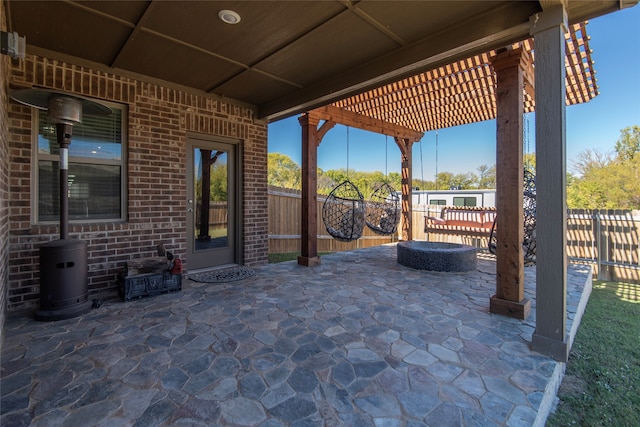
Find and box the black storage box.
[118,271,182,301]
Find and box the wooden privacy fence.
[195,201,228,229]
[566,209,640,283]
[267,188,639,283]
[268,186,396,254]
[415,206,639,283]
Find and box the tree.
[268,153,301,190]
[317,171,335,195]
[412,178,436,190]
[523,153,536,175]
[435,172,454,190]
[476,164,496,189]
[614,125,640,161]
[567,125,640,209]
[209,162,228,201]
[451,172,477,189]
[571,148,611,177]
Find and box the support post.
[396,137,413,241]
[489,48,532,320]
[298,113,321,266]
[530,4,570,361]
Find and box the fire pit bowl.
[397,241,477,272]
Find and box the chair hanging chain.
[385,135,388,178]
[435,130,439,190]
[419,138,424,185]
[523,113,531,169]
[527,116,531,158]
[346,126,350,178]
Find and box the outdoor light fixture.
[10,88,112,321]
[218,9,241,24]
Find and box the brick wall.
[1,2,10,334]
[6,55,269,311]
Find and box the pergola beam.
[308,105,423,142]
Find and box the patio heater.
[10,89,112,321]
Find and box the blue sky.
[268,6,640,180]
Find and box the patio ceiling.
[5,1,630,123]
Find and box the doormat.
[188,266,256,283]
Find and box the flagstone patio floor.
[1,244,592,426]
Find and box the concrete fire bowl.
[397,241,477,272]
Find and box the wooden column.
[396,137,413,241]
[298,114,321,266]
[530,4,570,362]
[489,48,532,320]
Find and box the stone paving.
[1,244,592,427]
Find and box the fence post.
[596,211,603,280]
[595,210,614,281]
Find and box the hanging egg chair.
[489,170,537,265]
[366,183,400,235]
[522,170,537,265]
[322,180,366,242]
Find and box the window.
[429,199,446,205]
[453,197,477,207]
[35,101,126,222]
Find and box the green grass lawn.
[547,280,640,427]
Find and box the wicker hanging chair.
[489,170,537,265]
[522,170,537,265]
[366,183,400,235]
[322,180,366,242]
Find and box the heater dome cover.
[10,88,112,117]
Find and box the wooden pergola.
[298,17,595,361]
[331,22,595,131]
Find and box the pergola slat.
[331,23,595,133]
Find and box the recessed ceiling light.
[218,9,241,25]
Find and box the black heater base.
[36,239,92,322]
[35,300,92,322]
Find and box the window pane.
[38,160,122,221]
[195,149,229,250]
[453,197,464,206]
[38,110,122,160]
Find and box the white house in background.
[403,189,496,208]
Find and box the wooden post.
[298,114,321,266]
[489,48,532,320]
[530,4,570,362]
[396,137,413,241]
